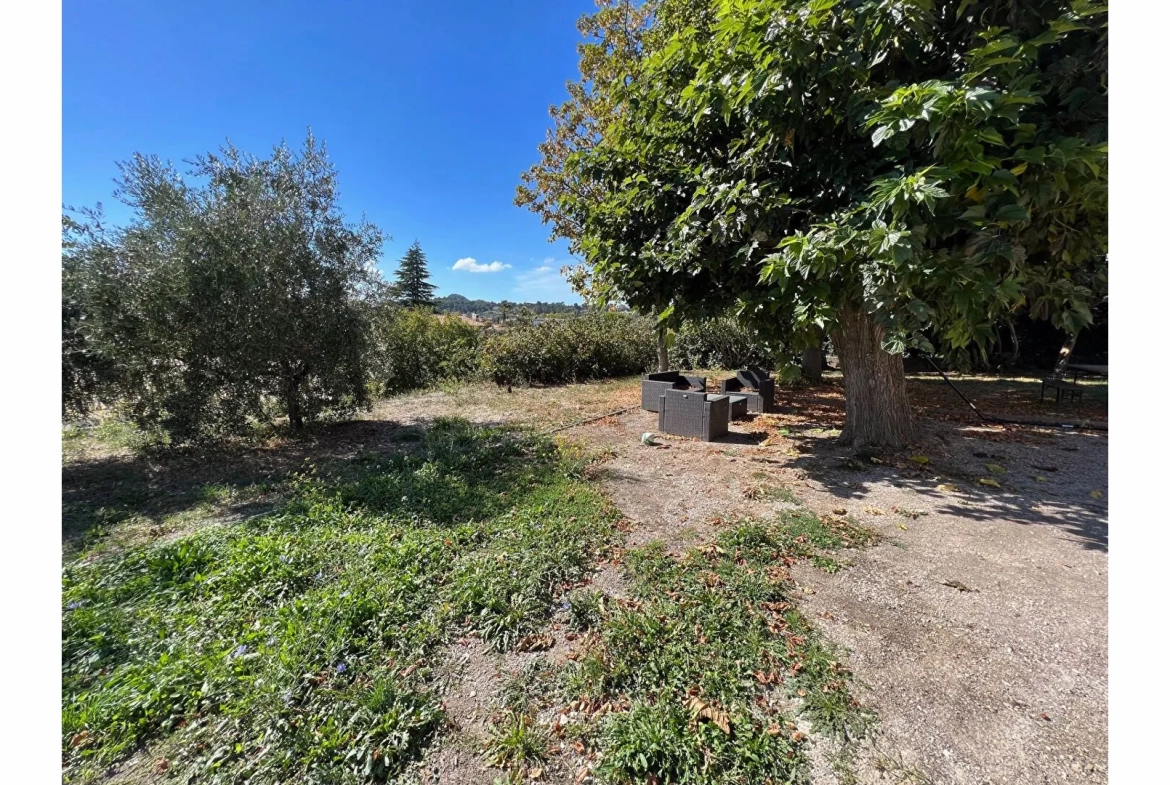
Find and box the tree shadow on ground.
[773,373,1108,429]
[765,419,1108,554]
[904,373,1108,423]
[62,419,424,558]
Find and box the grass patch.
[62,418,618,784]
[482,711,548,781]
[550,514,878,784]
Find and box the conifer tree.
[392,241,437,309]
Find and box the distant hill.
[436,293,584,317]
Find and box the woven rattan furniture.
[657,389,729,441]
[718,369,775,413]
[641,371,708,412]
[726,394,749,421]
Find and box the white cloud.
[453,257,511,274]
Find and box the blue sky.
[63,0,599,303]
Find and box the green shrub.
[369,307,483,394]
[63,137,383,442]
[482,311,656,387]
[671,316,782,372]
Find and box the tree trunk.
[285,375,305,431]
[1006,319,1021,367]
[830,305,916,450]
[1055,331,1078,375]
[656,326,669,372]
[801,346,823,382]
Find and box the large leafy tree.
[561,0,1107,448]
[64,132,385,440]
[517,0,715,369]
[392,240,438,310]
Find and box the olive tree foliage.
[62,212,120,419]
[63,133,386,441]
[560,0,1107,448]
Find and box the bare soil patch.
[551,387,1107,785]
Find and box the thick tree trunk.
[656,326,669,372]
[801,346,823,382]
[830,305,916,450]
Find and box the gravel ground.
[377,380,1107,785]
[567,409,1108,785]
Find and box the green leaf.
[995,203,1029,222]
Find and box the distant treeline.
[436,293,584,317]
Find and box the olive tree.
[64,132,385,440]
[560,0,1107,448]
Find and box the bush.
[672,316,781,371]
[482,312,656,387]
[369,307,483,394]
[63,136,383,441]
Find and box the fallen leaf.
[154,760,170,774]
[529,766,543,779]
[909,455,930,464]
[791,731,806,742]
[941,580,975,593]
[936,483,960,493]
[977,478,1001,488]
[1038,712,1051,721]
[986,463,1007,474]
[1089,489,1103,499]
[832,507,847,515]
[1034,475,1048,483]
[686,696,731,734]
[765,723,782,735]
[897,523,908,531]
[516,633,556,652]
[863,506,885,516]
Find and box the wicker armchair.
[718,369,775,413]
[657,389,729,441]
[641,371,708,412]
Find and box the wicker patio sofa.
[641,371,708,412]
[657,389,730,441]
[718,368,776,413]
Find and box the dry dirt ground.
[385,376,1108,785]
[69,374,1106,784]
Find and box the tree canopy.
[392,240,438,310]
[63,132,385,440]
[554,0,1107,447]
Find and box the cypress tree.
[392,240,437,309]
